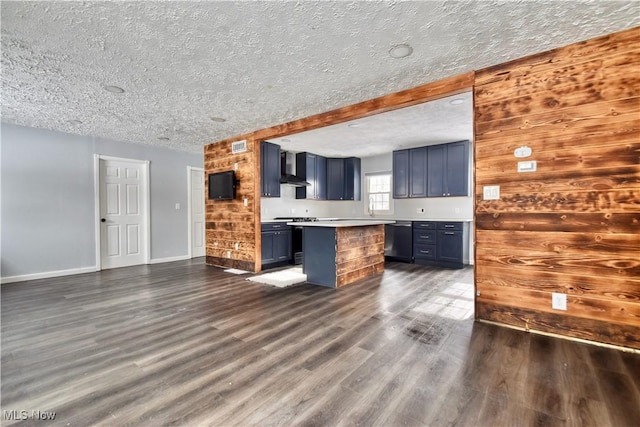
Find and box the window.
[366,173,392,214]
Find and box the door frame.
[187,166,205,258]
[93,154,151,271]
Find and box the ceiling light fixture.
[347,123,360,128]
[450,98,465,105]
[281,138,291,142]
[157,136,170,141]
[103,85,125,94]
[210,117,226,123]
[389,44,413,59]
[68,119,82,125]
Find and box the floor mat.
[247,267,307,288]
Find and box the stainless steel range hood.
[280,152,310,186]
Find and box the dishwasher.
[384,221,413,262]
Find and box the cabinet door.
[307,154,318,198]
[260,142,268,196]
[295,153,308,199]
[327,158,345,200]
[261,231,276,264]
[427,144,446,197]
[445,141,469,197]
[409,146,428,198]
[343,157,361,201]
[316,155,327,200]
[437,230,463,263]
[393,150,409,199]
[261,141,280,197]
[275,230,292,261]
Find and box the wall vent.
[232,140,247,154]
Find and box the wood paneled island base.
[294,221,394,288]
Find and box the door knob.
[101,218,106,222]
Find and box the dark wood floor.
[2,260,639,427]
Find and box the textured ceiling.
[1,1,638,154]
[270,91,473,157]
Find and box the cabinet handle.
[420,250,431,254]
[444,232,455,235]
[444,225,455,228]
[420,235,430,239]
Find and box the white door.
[99,158,148,269]
[189,167,206,257]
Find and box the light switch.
[517,160,537,173]
[175,203,180,210]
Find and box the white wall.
[261,185,361,219]
[1,124,203,282]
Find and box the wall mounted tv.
[208,171,236,200]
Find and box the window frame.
[364,172,394,215]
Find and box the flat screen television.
[208,171,236,200]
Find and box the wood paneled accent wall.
[474,27,640,349]
[204,137,260,271]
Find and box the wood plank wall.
[204,137,260,271]
[335,225,385,287]
[474,27,640,349]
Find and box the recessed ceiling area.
[268,92,473,158]
[1,2,638,153]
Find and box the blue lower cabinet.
[412,221,467,268]
[261,223,292,269]
[414,244,436,262]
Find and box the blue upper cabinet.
[393,149,409,198]
[327,157,361,201]
[260,141,281,197]
[393,147,427,198]
[394,140,469,199]
[445,141,470,197]
[296,152,327,200]
[427,144,446,197]
[327,158,344,200]
[428,140,469,197]
[409,146,428,198]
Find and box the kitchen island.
[288,220,395,288]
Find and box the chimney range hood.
[280,152,310,186]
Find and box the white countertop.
[287,220,396,227]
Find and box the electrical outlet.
[552,292,567,311]
[226,250,231,259]
[175,203,180,210]
[243,198,248,207]
[483,185,500,200]
[234,242,239,250]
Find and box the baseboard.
[1,266,97,284]
[149,255,191,264]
